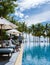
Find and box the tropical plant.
[0,30,9,40]
[0,0,18,41]
[17,22,27,33]
[0,0,17,18]
[46,24,50,43]
[44,23,49,43]
[31,24,35,42]
[34,23,44,45]
[27,26,32,44]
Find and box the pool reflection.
[22,45,50,65]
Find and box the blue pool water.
[22,42,50,65]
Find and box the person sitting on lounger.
[8,34,16,48]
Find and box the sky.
[14,0,50,26]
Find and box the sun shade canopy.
[0,17,17,29]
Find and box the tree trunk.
[29,34,30,49]
[44,37,46,43]
[33,36,34,42]
[22,32,24,43]
[35,36,36,42]
[39,36,40,46]
[26,33,27,42]
[49,37,50,44]
[47,37,48,43]
[33,36,34,46]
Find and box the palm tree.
[21,22,27,36]
[44,23,49,43]
[17,22,27,43]
[27,26,32,42]
[31,24,35,42]
[24,25,28,42]
[46,24,50,43]
[34,23,44,45]
[26,26,32,49]
[0,0,17,18]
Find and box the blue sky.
[14,0,50,26]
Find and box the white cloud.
[18,18,24,22]
[15,10,29,20]
[25,10,50,26]
[15,0,50,25]
[15,11,24,18]
[18,0,49,11]
[25,15,29,19]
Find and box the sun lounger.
[11,40,18,45]
[2,40,20,52]
[4,40,16,49]
[5,46,15,49]
[12,40,22,49]
[0,48,13,56]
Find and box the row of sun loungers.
[0,40,20,56]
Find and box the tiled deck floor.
[0,56,10,65]
[15,44,24,65]
[0,51,19,65]
[0,44,24,65]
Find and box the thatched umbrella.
[0,17,17,29]
[6,29,21,36]
[0,17,17,45]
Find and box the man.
[18,33,22,47]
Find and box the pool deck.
[5,43,24,65]
[15,43,24,65]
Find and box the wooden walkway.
[15,44,24,65]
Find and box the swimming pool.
[22,42,50,65]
